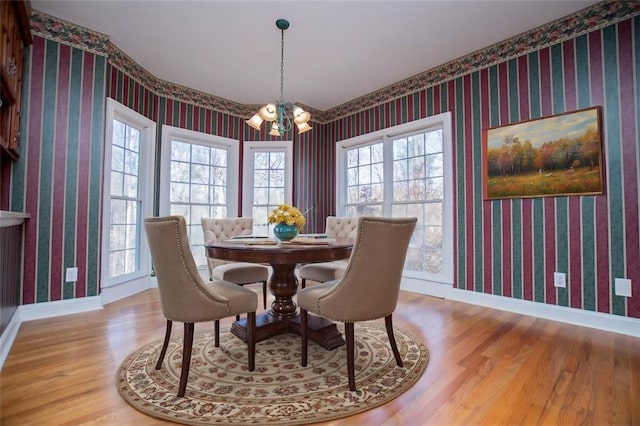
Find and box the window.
[337,112,453,285]
[344,142,384,216]
[101,99,156,288]
[242,141,293,236]
[160,126,239,267]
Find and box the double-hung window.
[242,141,293,236]
[337,112,453,286]
[160,125,239,268]
[101,99,156,290]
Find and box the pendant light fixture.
[245,19,312,136]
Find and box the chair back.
[201,217,254,271]
[316,216,416,321]
[144,216,228,322]
[325,216,359,238]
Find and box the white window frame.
[159,125,240,269]
[242,141,294,230]
[159,125,240,216]
[101,98,156,296]
[336,112,454,289]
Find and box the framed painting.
[483,106,604,200]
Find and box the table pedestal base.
[230,312,345,350]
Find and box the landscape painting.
[483,106,603,199]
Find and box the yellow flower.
[268,204,306,231]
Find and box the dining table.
[206,237,353,350]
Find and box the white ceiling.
[32,0,599,112]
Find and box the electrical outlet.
[615,278,632,297]
[553,272,566,288]
[65,267,78,282]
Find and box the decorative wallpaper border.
[325,0,640,122]
[30,1,640,123]
[30,11,110,55]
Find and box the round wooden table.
[206,239,353,350]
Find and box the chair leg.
[301,278,306,289]
[247,311,256,371]
[155,319,173,370]
[262,281,267,309]
[178,322,194,397]
[300,309,308,367]
[385,315,403,367]
[214,319,220,347]
[345,322,356,391]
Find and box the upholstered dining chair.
[298,216,417,391]
[144,215,257,397]
[298,216,358,289]
[201,217,269,313]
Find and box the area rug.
[116,322,429,425]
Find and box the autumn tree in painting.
[486,124,599,177]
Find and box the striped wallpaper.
[325,17,640,319]
[3,5,638,324]
[8,37,106,303]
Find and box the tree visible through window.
[391,129,444,275]
[102,98,156,290]
[251,151,286,236]
[160,126,239,269]
[337,113,453,284]
[242,141,293,236]
[345,143,384,217]
[168,141,230,266]
[109,119,141,279]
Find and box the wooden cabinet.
[0,0,32,160]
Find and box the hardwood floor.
[1,287,639,425]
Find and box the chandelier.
[246,19,312,136]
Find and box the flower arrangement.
[268,204,306,231]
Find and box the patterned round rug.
[117,322,428,425]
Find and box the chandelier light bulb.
[293,107,311,125]
[269,121,281,136]
[246,113,264,130]
[295,121,313,134]
[259,103,278,121]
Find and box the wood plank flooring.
[1,287,639,425]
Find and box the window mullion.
[382,135,394,216]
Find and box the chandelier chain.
[280,27,285,104]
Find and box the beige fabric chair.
[144,215,257,397]
[298,216,358,289]
[298,216,417,391]
[201,217,269,311]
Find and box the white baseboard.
[0,312,22,372]
[452,288,640,337]
[18,296,103,322]
[401,277,453,299]
[402,280,639,338]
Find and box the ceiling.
[31,0,600,112]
